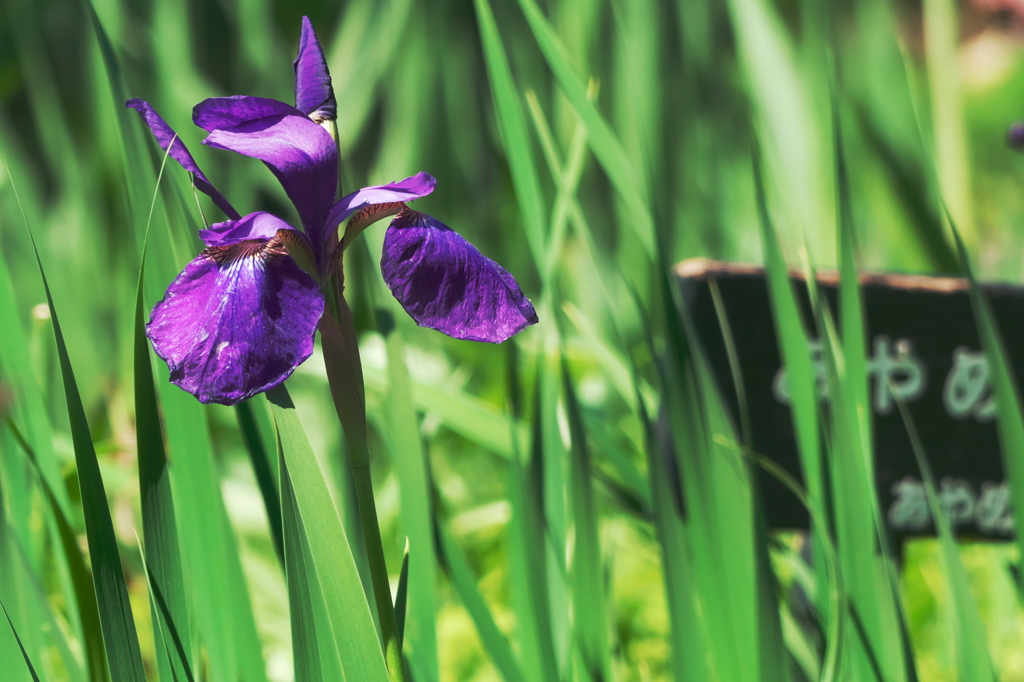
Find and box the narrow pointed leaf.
[435,522,526,682]
[280,446,326,682]
[561,357,612,681]
[893,399,996,682]
[135,260,193,682]
[395,541,410,649]
[32,240,146,682]
[267,386,389,682]
[949,221,1024,596]
[238,400,285,565]
[6,422,107,682]
[472,0,547,265]
[1,600,41,682]
[513,0,655,257]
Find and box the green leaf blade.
[36,254,146,682]
[268,386,390,682]
[134,261,193,682]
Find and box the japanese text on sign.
[887,477,1013,534]
[773,337,996,420]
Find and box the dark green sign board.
[678,259,1020,540]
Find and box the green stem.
[319,112,404,681]
[319,277,406,682]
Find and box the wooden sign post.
[677,258,1023,540]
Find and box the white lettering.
[943,348,996,421]
[773,336,927,415]
[886,476,1014,534]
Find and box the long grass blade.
[750,151,854,676]
[383,331,439,681]
[267,386,389,682]
[3,141,146,681]
[135,260,193,682]
[513,0,655,258]
[237,400,285,565]
[0,516,31,679]
[126,106,269,682]
[25,205,147,682]
[83,0,148,258]
[833,96,919,682]
[472,0,548,266]
[725,0,829,259]
[892,396,997,681]
[638,269,714,682]
[395,540,410,649]
[561,356,612,681]
[751,154,825,545]
[361,364,527,460]
[754,451,845,682]
[133,144,193,682]
[435,521,526,682]
[504,357,559,681]
[6,420,106,682]
[1,600,41,682]
[948,221,1024,596]
[922,0,974,243]
[7,532,87,682]
[280,446,326,682]
[0,216,65,517]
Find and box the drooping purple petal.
[381,210,537,343]
[147,238,324,405]
[325,172,437,238]
[125,99,240,219]
[294,17,336,122]
[198,211,299,247]
[192,96,306,133]
[201,113,337,248]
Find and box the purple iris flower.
[127,17,537,406]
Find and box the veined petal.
[125,99,240,219]
[201,112,337,248]
[381,210,537,343]
[147,238,324,405]
[294,17,336,122]
[199,211,297,247]
[192,96,306,132]
[326,172,437,238]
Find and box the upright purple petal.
[200,111,337,248]
[193,96,306,133]
[325,172,438,238]
[294,17,336,122]
[125,99,240,219]
[147,238,324,405]
[199,211,298,247]
[381,210,537,343]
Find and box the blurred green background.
[4,0,1024,679]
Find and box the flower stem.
[320,282,407,682]
[320,115,403,681]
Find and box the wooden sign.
[677,258,1024,540]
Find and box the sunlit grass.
[2,0,1024,680]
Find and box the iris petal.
[192,96,305,132]
[201,112,337,248]
[147,238,324,405]
[325,172,437,238]
[294,16,336,122]
[199,211,297,247]
[125,99,240,219]
[380,210,537,343]
[193,96,336,250]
